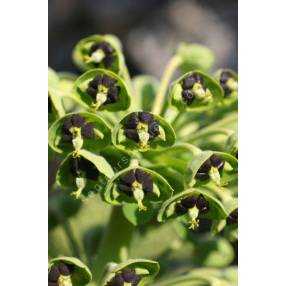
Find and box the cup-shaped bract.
[112,111,176,152]
[56,149,114,199]
[176,43,215,73]
[169,71,224,112]
[158,188,227,230]
[48,112,111,154]
[213,68,238,98]
[48,256,92,286]
[104,166,173,212]
[103,259,159,286]
[48,67,65,125]
[73,34,124,73]
[73,69,131,112]
[185,151,238,188]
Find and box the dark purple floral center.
[108,269,142,286]
[48,262,73,286]
[175,194,209,216]
[89,41,115,68]
[70,156,99,181]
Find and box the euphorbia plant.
[49,34,238,286]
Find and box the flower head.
[196,154,225,185]
[87,74,120,110]
[219,71,238,97]
[62,114,94,143]
[124,112,159,148]
[175,194,209,229]
[118,169,153,210]
[86,41,115,68]
[181,73,212,105]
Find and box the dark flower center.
[70,156,99,181]
[88,41,115,68]
[196,154,225,181]
[220,71,238,97]
[181,73,207,105]
[175,194,209,216]
[48,262,73,285]
[62,114,94,143]
[118,169,153,196]
[108,269,142,286]
[124,112,160,145]
[86,74,120,108]
[227,208,238,225]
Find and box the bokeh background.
[49,0,237,77]
[49,0,238,280]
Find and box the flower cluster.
[48,262,73,286]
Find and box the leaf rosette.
[169,71,224,112]
[48,256,92,286]
[112,111,175,152]
[48,112,111,154]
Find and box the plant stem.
[93,206,135,285]
[152,55,182,115]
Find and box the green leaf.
[102,259,160,286]
[176,43,215,72]
[73,68,131,111]
[48,112,111,154]
[112,112,176,153]
[49,256,92,286]
[169,71,224,112]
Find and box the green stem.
[93,206,135,285]
[152,55,182,115]
[183,128,233,143]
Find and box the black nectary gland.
[124,112,159,143]
[87,74,119,105]
[70,157,99,181]
[108,269,142,286]
[48,262,73,284]
[196,154,225,181]
[220,71,234,97]
[181,73,207,105]
[62,114,94,142]
[227,209,238,225]
[118,169,153,196]
[89,41,115,68]
[175,194,209,216]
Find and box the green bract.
[48,256,92,286]
[104,165,174,208]
[176,43,215,73]
[73,68,131,111]
[102,259,160,286]
[169,71,224,112]
[48,112,111,154]
[112,111,176,152]
[56,149,114,198]
[73,34,123,73]
[158,188,227,227]
[48,67,65,125]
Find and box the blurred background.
[49,0,238,280]
[49,0,237,77]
